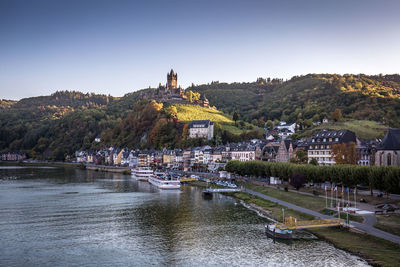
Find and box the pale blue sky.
[1,0,399,100]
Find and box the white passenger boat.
[148,173,181,190]
[131,167,154,181]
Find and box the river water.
[0,166,368,266]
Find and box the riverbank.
[0,161,132,174]
[190,181,400,267]
[0,161,83,168]
[85,164,131,174]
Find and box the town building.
[230,142,260,162]
[356,140,378,166]
[307,129,356,165]
[188,120,214,140]
[375,128,400,166]
[275,122,297,139]
[138,153,150,167]
[0,151,27,161]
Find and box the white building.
[231,148,256,162]
[189,120,214,140]
[276,122,297,133]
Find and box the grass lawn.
[173,104,261,135]
[230,191,315,221]
[311,228,400,267]
[241,182,365,222]
[374,214,400,237]
[298,185,400,207]
[174,104,233,123]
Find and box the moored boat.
[148,174,181,190]
[131,167,153,181]
[264,224,293,239]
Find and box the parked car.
[374,203,398,214]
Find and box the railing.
[277,216,344,230]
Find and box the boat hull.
[148,177,181,190]
[264,225,293,239]
[131,168,153,181]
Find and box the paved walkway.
[243,188,400,245]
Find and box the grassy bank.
[230,191,314,221]
[311,228,400,267]
[374,214,400,237]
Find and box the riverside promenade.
[244,188,400,245]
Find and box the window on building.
[387,153,392,166]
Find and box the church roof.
[379,128,400,150]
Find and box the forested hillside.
[189,74,400,128]
[1,73,399,159]
[0,90,259,159]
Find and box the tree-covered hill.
[0,90,260,159]
[189,74,400,128]
[1,73,400,159]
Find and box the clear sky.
[1,0,399,100]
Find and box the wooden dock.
[275,216,344,230]
[203,188,241,193]
[180,177,198,182]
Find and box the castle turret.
[167,69,178,89]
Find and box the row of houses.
[0,151,27,161]
[75,139,268,171]
[74,128,400,169]
[263,128,400,166]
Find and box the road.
[243,188,400,245]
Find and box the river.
[0,166,368,266]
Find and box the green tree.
[233,111,239,126]
[266,120,273,129]
[293,150,308,164]
[332,108,343,122]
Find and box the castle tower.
[167,69,178,89]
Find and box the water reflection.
[0,167,369,266]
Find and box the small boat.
[202,190,213,198]
[131,167,153,181]
[264,224,293,239]
[148,174,181,190]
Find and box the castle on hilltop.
[155,69,186,101]
[144,69,210,108]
